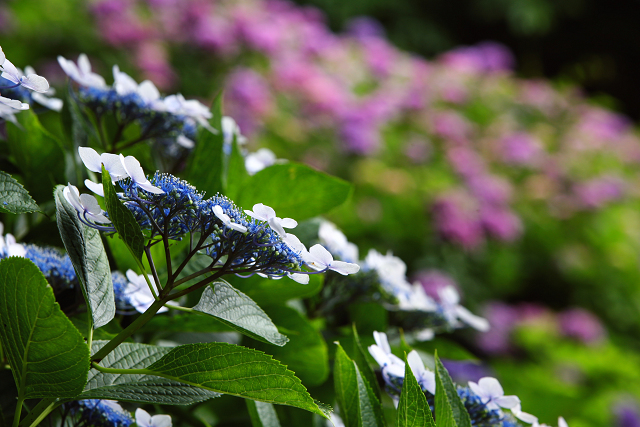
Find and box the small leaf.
[146,342,329,418]
[55,185,115,328]
[193,280,288,346]
[0,171,40,214]
[435,351,472,427]
[397,353,435,427]
[185,92,224,196]
[82,341,218,405]
[247,400,282,427]
[251,306,328,386]
[235,163,352,221]
[102,166,145,261]
[351,324,381,400]
[0,257,89,399]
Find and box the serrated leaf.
[145,342,329,418]
[82,341,218,405]
[193,280,288,346]
[435,352,472,427]
[251,306,328,386]
[355,366,385,427]
[397,353,435,427]
[185,92,223,196]
[0,171,40,214]
[102,166,145,261]
[235,163,352,221]
[247,400,282,427]
[55,185,115,328]
[351,324,381,400]
[5,110,66,202]
[0,370,17,427]
[0,257,89,399]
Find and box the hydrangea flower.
[468,377,520,411]
[125,269,167,314]
[439,286,490,332]
[64,184,111,224]
[245,148,278,175]
[304,244,360,275]
[69,400,133,427]
[0,57,49,93]
[244,203,297,237]
[0,223,26,258]
[58,54,107,88]
[135,408,172,427]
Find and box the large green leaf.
[0,257,89,399]
[0,171,40,214]
[192,280,288,346]
[435,352,472,427]
[397,354,435,427]
[82,341,218,405]
[5,110,66,202]
[185,92,224,196]
[140,313,233,335]
[102,167,145,261]
[235,163,352,221]
[229,273,322,306]
[251,306,328,386]
[247,400,282,427]
[224,137,249,201]
[145,342,330,418]
[55,185,115,328]
[351,324,381,400]
[0,370,17,427]
[334,343,385,427]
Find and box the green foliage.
[435,352,472,427]
[193,280,289,346]
[247,400,282,427]
[396,353,435,427]
[351,324,381,400]
[235,163,353,221]
[251,306,329,386]
[0,257,89,399]
[333,343,385,427]
[5,110,66,202]
[82,341,219,404]
[225,137,250,201]
[0,171,40,214]
[54,185,115,328]
[230,273,323,305]
[145,342,330,418]
[102,166,145,261]
[184,92,224,196]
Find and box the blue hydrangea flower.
[23,244,77,288]
[67,400,133,427]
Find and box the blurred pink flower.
[500,132,543,166]
[574,176,625,209]
[558,308,606,344]
[440,42,514,74]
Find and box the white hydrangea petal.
[138,180,165,194]
[212,205,227,221]
[251,203,275,220]
[121,155,146,182]
[176,134,195,149]
[227,222,247,233]
[79,193,103,215]
[31,92,63,111]
[558,417,568,427]
[373,331,391,354]
[57,56,79,80]
[135,409,151,427]
[456,306,490,332]
[468,381,485,400]
[478,377,504,398]
[84,179,104,197]
[78,147,103,173]
[386,362,406,378]
[407,350,426,375]
[22,74,49,93]
[512,404,538,424]
[138,80,160,103]
[283,233,307,253]
[267,217,286,237]
[63,184,84,213]
[0,59,21,84]
[77,54,92,75]
[495,395,520,409]
[329,260,360,275]
[126,269,139,284]
[309,244,333,266]
[0,47,5,65]
[288,273,309,284]
[101,153,127,179]
[151,415,172,427]
[112,65,138,95]
[279,218,297,229]
[86,210,111,224]
[0,96,29,110]
[368,345,390,367]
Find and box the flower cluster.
[312,220,488,336]
[368,331,569,427]
[67,147,360,284]
[0,45,57,123]
[58,54,211,153]
[65,400,171,427]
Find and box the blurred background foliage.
[3,0,640,425]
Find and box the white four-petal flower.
[135,408,172,427]
[78,147,128,181]
[512,403,538,425]
[0,58,49,93]
[468,377,520,411]
[119,154,164,194]
[63,184,111,224]
[244,203,297,237]
[125,270,167,314]
[57,54,106,88]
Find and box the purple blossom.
[500,132,543,166]
[615,403,640,427]
[440,41,514,74]
[412,269,458,300]
[558,308,606,345]
[574,176,625,209]
[433,192,484,249]
[480,206,522,242]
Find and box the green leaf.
[102,166,145,261]
[230,273,322,305]
[435,351,472,427]
[235,163,352,221]
[397,353,435,427]
[140,313,234,335]
[82,341,219,405]
[334,343,385,427]
[185,92,224,196]
[251,306,329,386]
[192,279,288,346]
[145,342,329,418]
[55,185,115,328]
[351,324,381,400]
[5,109,66,202]
[0,370,17,427]
[0,257,89,399]
[0,171,40,214]
[247,400,282,427]
[224,137,250,201]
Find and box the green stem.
[12,397,24,427]
[18,399,58,427]
[166,304,193,313]
[91,297,168,362]
[87,309,94,352]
